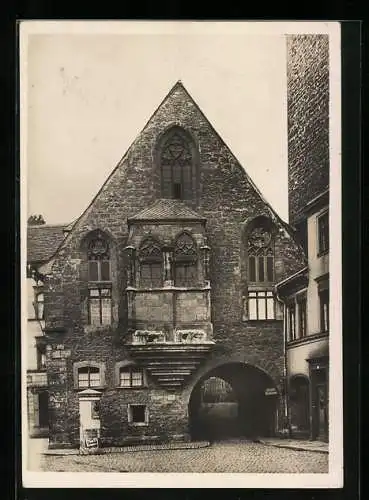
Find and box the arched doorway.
[188,363,279,441]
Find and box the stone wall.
[287,35,330,226]
[43,83,306,447]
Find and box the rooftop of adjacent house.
[128,199,206,222]
[27,223,69,264]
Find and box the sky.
[25,27,289,225]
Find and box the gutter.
[275,266,308,290]
[274,284,292,438]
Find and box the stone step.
[150,370,191,376]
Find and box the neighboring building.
[26,223,69,437]
[33,81,307,449]
[276,35,329,441]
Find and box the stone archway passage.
[188,363,279,441]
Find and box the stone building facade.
[26,223,68,437]
[276,35,330,441]
[35,81,306,449]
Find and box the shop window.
[289,376,310,432]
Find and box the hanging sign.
[265,387,278,396]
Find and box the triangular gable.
[38,80,300,271]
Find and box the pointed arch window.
[87,236,112,326]
[247,227,275,283]
[139,238,163,288]
[174,233,198,287]
[88,237,111,282]
[160,129,195,200]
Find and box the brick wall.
[43,83,306,446]
[287,35,330,226]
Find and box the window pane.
[131,371,143,387]
[78,372,89,387]
[100,288,111,297]
[175,263,196,286]
[89,299,101,325]
[175,264,186,286]
[249,298,257,320]
[289,307,296,339]
[132,405,146,423]
[258,297,266,320]
[140,264,151,287]
[38,302,45,320]
[151,263,162,287]
[318,212,329,253]
[258,257,265,282]
[299,300,307,336]
[89,261,99,281]
[120,371,131,387]
[89,288,100,297]
[173,182,182,199]
[89,371,101,387]
[173,163,182,184]
[100,261,110,281]
[323,304,329,331]
[267,256,274,281]
[101,299,112,325]
[182,164,192,200]
[249,256,256,282]
[267,297,275,319]
[162,164,172,198]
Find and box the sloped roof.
[39,80,299,267]
[27,224,68,264]
[128,199,206,222]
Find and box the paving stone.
[30,439,328,473]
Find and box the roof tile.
[27,224,68,263]
[128,199,205,222]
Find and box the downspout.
[275,285,292,439]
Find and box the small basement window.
[128,404,148,425]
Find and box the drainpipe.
[275,286,292,439]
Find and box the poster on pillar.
[19,19,349,491]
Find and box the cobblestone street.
[28,439,328,473]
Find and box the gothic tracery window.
[160,129,194,200]
[174,233,198,287]
[87,235,112,326]
[247,226,274,283]
[139,238,163,288]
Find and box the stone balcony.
[125,328,215,390]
